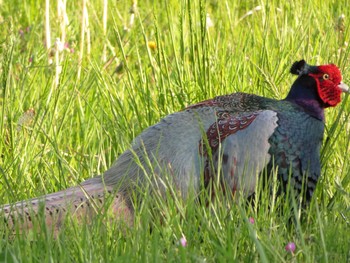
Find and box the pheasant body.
[1,60,348,231]
[102,91,325,200]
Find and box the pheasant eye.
[323,73,330,80]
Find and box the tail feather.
[1,179,134,233]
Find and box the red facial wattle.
[309,64,346,107]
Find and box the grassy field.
[1,0,350,262]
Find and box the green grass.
[1,0,350,262]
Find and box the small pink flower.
[248,217,255,224]
[179,236,187,247]
[285,242,296,253]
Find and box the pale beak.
[338,82,349,93]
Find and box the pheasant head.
[286,59,348,119]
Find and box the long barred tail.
[1,178,134,233]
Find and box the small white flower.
[206,13,214,29]
[55,38,64,52]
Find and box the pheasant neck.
[290,98,325,121]
[285,76,325,121]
